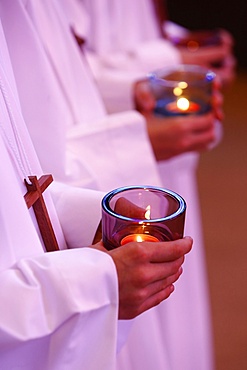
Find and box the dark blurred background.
[167,0,247,69]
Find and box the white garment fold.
[1,0,161,190]
[67,110,162,190]
[0,18,120,370]
[80,0,181,113]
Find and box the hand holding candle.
[148,64,215,117]
[133,69,223,161]
[100,185,191,319]
[165,27,236,87]
[108,236,193,319]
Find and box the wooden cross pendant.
[24,175,59,252]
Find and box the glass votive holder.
[166,29,222,50]
[148,64,215,117]
[101,185,186,250]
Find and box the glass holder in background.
[148,64,215,117]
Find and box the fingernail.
[169,284,175,293]
[183,236,193,241]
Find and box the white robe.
[0,0,161,193]
[0,19,120,370]
[0,1,214,369]
[79,0,182,113]
[72,1,216,370]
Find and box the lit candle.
[121,234,159,245]
[166,97,200,114]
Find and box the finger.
[192,44,232,66]
[213,74,223,90]
[184,113,215,133]
[206,120,223,150]
[146,236,193,263]
[187,129,218,151]
[130,265,183,304]
[90,241,107,252]
[114,197,145,218]
[121,264,184,319]
[136,266,184,316]
[120,284,175,319]
[148,265,183,289]
[134,79,156,112]
[131,283,176,318]
[213,65,236,87]
[129,254,185,291]
[218,28,235,47]
[212,90,224,109]
[224,54,237,69]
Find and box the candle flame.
[177,97,190,111]
[136,235,144,242]
[145,205,151,220]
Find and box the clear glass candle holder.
[102,185,186,250]
[166,29,221,49]
[148,64,215,117]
